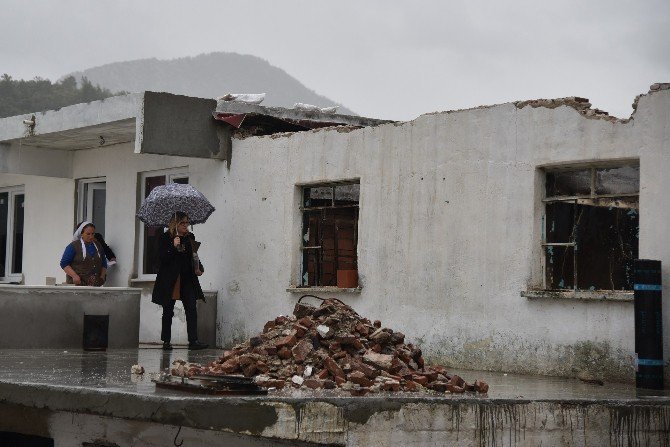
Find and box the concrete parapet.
[0,285,141,348]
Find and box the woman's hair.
[167,212,189,237]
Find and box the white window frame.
[0,185,25,282]
[77,177,106,235]
[137,168,188,280]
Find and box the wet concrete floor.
[0,347,667,402]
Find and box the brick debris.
[190,297,489,395]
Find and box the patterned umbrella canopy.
[136,183,215,226]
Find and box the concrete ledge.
[286,286,362,294]
[0,381,668,446]
[521,289,634,302]
[0,285,141,348]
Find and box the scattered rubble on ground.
[186,297,488,396]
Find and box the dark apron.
[66,240,104,286]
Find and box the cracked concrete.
[0,349,668,446]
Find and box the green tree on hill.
[0,74,123,118]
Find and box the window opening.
[0,186,24,280]
[543,165,639,291]
[301,182,359,287]
[77,179,106,237]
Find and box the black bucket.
[83,314,109,351]
[634,259,664,389]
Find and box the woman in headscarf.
[60,221,107,286]
[151,212,208,350]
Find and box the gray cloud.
[1,0,668,120]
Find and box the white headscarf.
[72,221,100,260]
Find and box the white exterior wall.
[215,90,669,382]
[0,174,74,284]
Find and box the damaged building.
[0,84,669,388]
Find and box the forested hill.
[67,52,353,114]
[0,75,121,118]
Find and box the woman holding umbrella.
[151,212,208,350]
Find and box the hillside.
[68,52,354,114]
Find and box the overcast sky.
[2,0,669,120]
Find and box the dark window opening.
[544,165,639,291]
[0,432,54,447]
[301,182,359,287]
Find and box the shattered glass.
[595,165,639,195]
[546,169,591,197]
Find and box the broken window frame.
[299,181,359,288]
[542,165,639,291]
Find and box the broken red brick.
[242,363,258,377]
[324,356,346,380]
[391,332,405,345]
[474,380,489,393]
[412,375,429,386]
[449,375,465,388]
[294,324,310,338]
[447,384,465,393]
[404,380,422,392]
[373,320,382,328]
[275,315,289,325]
[369,328,392,344]
[347,371,374,387]
[335,333,357,345]
[291,338,313,363]
[363,351,394,371]
[303,378,325,389]
[293,303,316,318]
[355,323,370,336]
[333,351,347,360]
[263,321,276,333]
[298,316,314,328]
[277,347,292,360]
[275,334,298,349]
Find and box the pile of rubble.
[192,297,489,395]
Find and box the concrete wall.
[0,285,140,348]
[212,90,669,383]
[1,395,668,446]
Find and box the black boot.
[188,340,208,350]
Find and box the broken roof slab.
[0,93,142,151]
[0,92,226,177]
[214,100,394,138]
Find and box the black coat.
[151,230,205,305]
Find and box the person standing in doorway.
[60,221,107,286]
[151,212,208,350]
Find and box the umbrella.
[136,183,215,226]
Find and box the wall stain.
[609,404,670,447]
